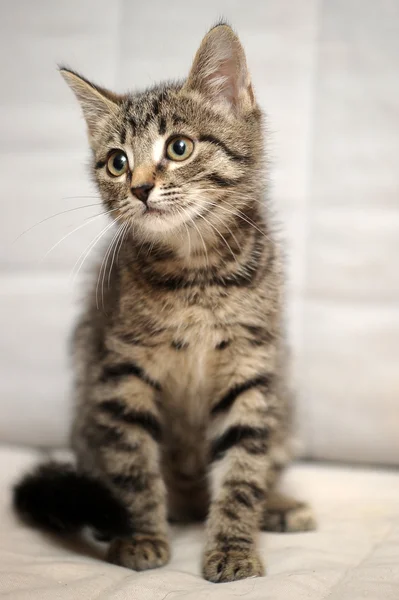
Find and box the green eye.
[166,137,194,161]
[107,150,128,176]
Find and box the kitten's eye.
[166,137,194,161]
[107,151,128,177]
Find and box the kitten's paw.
[107,534,170,571]
[262,501,316,533]
[202,548,265,583]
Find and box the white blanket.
[1,446,398,599]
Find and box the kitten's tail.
[13,461,132,539]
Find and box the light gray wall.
[1,1,398,464]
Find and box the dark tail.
[13,462,132,539]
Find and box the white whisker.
[61,196,101,201]
[116,220,130,267]
[14,203,105,244]
[71,212,121,281]
[196,211,238,264]
[203,207,242,255]
[181,211,192,256]
[179,206,209,266]
[194,195,272,243]
[108,221,130,288]
[39,207,118,264]
[96,216,125,310]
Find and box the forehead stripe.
[119,126,126,145]
[129,116,137,135]
[158,116,166,135]
[206,173,242,187]
[172,113,187,126]
[199,135,249,163]
[151,97,160,115]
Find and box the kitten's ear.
[183,23,255,112]
[59,68,121,137]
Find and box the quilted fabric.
[2,447,399,599]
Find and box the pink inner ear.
[204,57,238,106]
[184,26,254,111]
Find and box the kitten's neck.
[122,200,271,287]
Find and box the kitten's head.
[61,23,263,246]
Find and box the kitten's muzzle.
[131,183,154,205]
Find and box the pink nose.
[131,183,154,204]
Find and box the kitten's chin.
[136,208,189,235]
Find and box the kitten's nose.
[131,183,154,204]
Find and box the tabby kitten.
[14,23,315,583]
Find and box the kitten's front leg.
[83,359,170,571]
[203,375,279,583]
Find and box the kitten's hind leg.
[261,490,316,533]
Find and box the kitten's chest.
[161,319,218,425]
[119,285,251,419]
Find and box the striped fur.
[49,23,314,582]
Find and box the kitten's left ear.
[183,23,255,113]
[59,67,122,139]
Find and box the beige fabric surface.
[1,446,399,599]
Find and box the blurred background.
[0,1,398,466]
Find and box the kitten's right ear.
[59,68,121,138]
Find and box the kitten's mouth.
[144,205,167,216]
